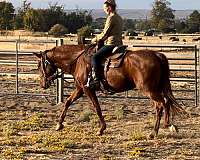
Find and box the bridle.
[40,44,96,87]
[40,52,60,86]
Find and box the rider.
[91,0,123,85]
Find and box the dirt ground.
[0,34,199,159]
[0,82,200,160]
[0,94,199,160]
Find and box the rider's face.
[103,4,111,15]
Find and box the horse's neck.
[52,45,86,73]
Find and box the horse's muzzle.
[40,79,51,89]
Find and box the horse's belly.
[106,69,134,92]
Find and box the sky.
[7,0,200,10]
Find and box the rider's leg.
[91,45,115,83]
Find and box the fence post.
[194,45,198,107]
[199,46,200,107]
[56,39,64,103]
[16,40,19,94]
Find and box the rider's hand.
[91,38,97,44]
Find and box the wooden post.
[16,41,19,94]
[194,45,198,107]
[56,39,64,103]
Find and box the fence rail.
[0,40,199,106]
[0,39,58,100]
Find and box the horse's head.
[33,50,57,89]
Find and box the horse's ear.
[33,52,42,58]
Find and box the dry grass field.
[0,34,199,159]
[0,91,200,159]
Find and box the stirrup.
[99,81,115,95]
[85,76,100,89]
[85,77,91,87]
[90,78,100,88]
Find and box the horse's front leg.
[56,87,83,131]
[83,87,106,136]
[163,102,170,128]
[163,99,178,133]
[149,104,163,139]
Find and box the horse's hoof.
[148,133,155,139]
[148,131,158,139]
[55,123,64,131]
[163,124,170,129]
[96,130,104,136]
[169,124,178,133]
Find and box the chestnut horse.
[34,44,185,138]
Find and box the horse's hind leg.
[149,92,165,138]
[163,98,178,133]
[56,87,83,131]
[163,98,170,128]
[83,87,106,136]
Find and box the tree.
[92,18,106,30]
[186,10,200,33]
[12,1,94,33]
[23,8,42,31]
[64,10,93,33]
[14,0,31,29]
[135,20,151,31]
[123,19,135,30]
[43,3,66,32]
[174,19,187,33]
[150,0,175,33]
[0,1,15,29]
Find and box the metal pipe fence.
[0,39,58,100]
[59,43,199,107]
[0,40,199,106]
[131,44,199,107]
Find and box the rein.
[41,52,61,84]
[68,50,85,73]
[68,44,96,73]
[41,44,96,85]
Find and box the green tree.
[174,19,187,33]
[150,0,175,33]
[92,18,106,30]
[0,1,15,29]
[123,19,135,30]
[14,0,31,29]
[43,3,66,32]
[135,20,151,31]
[186,10,200,33]
[13,2,93,33]
[64,10,93,33]
[23,8,42,31]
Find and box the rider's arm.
[93,16,113,42]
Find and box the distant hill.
[90,9,199,20]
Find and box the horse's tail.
[157,53,187,116]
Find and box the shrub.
[48,24,68,37]
[77,25,93,37]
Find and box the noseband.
[40,44,96,86]
[40,52,60,85]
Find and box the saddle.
[84,44,128,94]
[105,45,128,69]
[84,45,128,69]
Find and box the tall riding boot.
[90,68,100,87]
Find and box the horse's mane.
[49,44,95,56]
